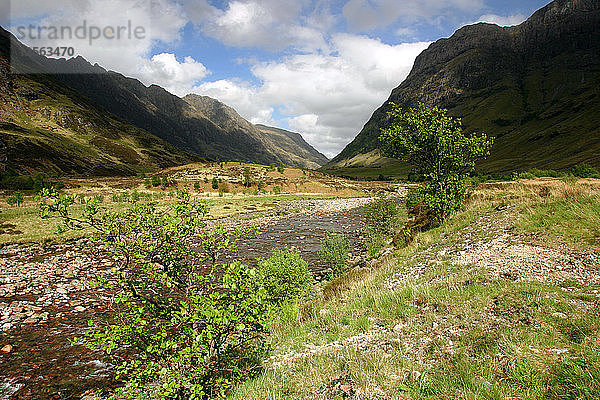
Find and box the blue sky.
[8,0,551,158]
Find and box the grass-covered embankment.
[232,179,600,399]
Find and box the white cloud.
[192,34,430,156]
[194,79,276,126]
[138,53,209,96]
[342,0,484,31]
[472,13,527,27]
[8,0,209,92]
[186,0,328,52]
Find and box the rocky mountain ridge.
[0,27,327,175]
[183,94,328,169]
[327,0,600,175]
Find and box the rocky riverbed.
[0,196,375,399]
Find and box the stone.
[74,306,86,312]
[1,344,12,353]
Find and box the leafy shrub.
[277,163,285,174]
[405,186,425,211]
[6,191,24,207]
[364,197,400,234]
[194,181,202,191]
[571,164,600,179]
[151,176,161,187]
[38,190,270,399]
[212,177,219,190]
[272,186,281,195]
[257,248,314,306]
[318,232,350,279]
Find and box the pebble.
[1,344,13,353]
[0,239,112,332]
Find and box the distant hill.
[0,29,198,176]
[0,27,327,176]
[183,95,328,170]
[325,0,600,177]
[254,125,329,170]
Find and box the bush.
[571,164,600,179]
[212,177,219,190]
[194,181,202,191]
[151,176,161,187]
[405,186,425,212]
[38,190,270,399]
[277,163,285,174]
[218,181,230,193]
[363,197,400,234]
[6,191,24,207]
[318,232,350,279]
[257,248,313,306]
[272,186,281,195]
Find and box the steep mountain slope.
[2,27,325,168]
[0,30,198,176]
[183,95,328,169]
[326,0,600,176]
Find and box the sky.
[5,0,551,158]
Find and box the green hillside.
[325,0,600,178]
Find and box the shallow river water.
[0,199,367,399]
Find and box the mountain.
[183,94,328,169]
[2,27,327,171]
[325,0,600,177]
[0,29,198,176]
[254,125,329,170]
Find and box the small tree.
[37,189,269,399]
[211,177,219,190]
[318,232,350,279]
[242,167,253,187]
[6,191,24,207]
[380,103,493,222]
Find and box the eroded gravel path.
[271,205,600,378]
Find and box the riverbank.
[231,180,600,399]
[0,196,378,399]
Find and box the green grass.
[230,182,600,399]
[518,192,600,250]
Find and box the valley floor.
[0,196,380,399]
[1,177,599,399]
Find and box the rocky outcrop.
[328,0,600,174]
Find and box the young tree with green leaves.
[37,189,269,399]
[379,102,493,222]
[6,191,24,207]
